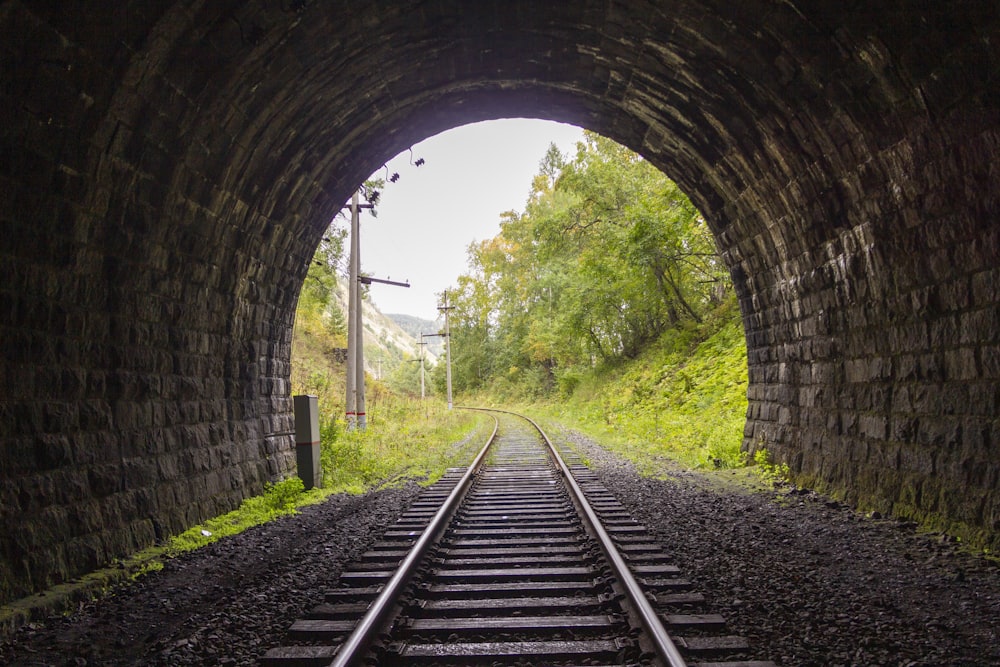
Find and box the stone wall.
[1,0,997,605]
[0,1,305,603]
[735,120,1000,543]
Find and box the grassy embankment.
[481,298,752,475]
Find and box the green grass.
[501,299,750,474]
[167,477,312,553]
[319,395,489,493]
[164,395,487,555]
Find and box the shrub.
[264,477,305,511]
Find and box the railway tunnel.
[1,1,998,605]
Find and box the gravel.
[2,429,999,666]
[0,484,423,666]
[558,428,1000,667]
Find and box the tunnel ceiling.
[1,0,998,605]
[16,1,997,271]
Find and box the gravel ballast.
[0,484,423,666]
[2,427,999,666]
[558,428,1000,666]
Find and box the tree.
[442,132,730,396]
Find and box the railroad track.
[262,410,775,666]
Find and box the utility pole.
[344,194,379,431]
[438,290,454,410]
[355,259,366,430]
[345,192,360,430]
[418,335,428,399]
[344,190,408,431]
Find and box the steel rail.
[462,406,688,667]
[328,415,499,667]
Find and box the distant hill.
[291,276,438,409]
[387,313,446,357]
[325,283,441,377]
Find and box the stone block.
[891,416,917,442]
[859,414,889,441]
[970,269,1000,306]
[34,434,74,470]
[982,345,1000,378]
[944,347,978,381]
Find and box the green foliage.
[556,367,582,398]
[529,298,749,471]
[442,132,729,395]
[129,560,163,580]
[751,448,791,485]
[168,475,309,553]
[318,395,488,494]
[263,477,306,510]
[387,354,435,398]
[326,304,347,340]
[300,225,347,316]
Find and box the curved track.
[262,410,775,666]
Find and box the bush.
[316,395,488,493]
[556,369,582,398]
[750,448,790,485]
[520,299,749,472]
[264,477,305,511]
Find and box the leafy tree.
[299,224,348,341]
[443,132,730,397]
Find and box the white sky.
[352,119,584,321]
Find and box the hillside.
[386,313,445,358]
[291,275,431,413]
[535,297,748,471]
[341,282,432,377]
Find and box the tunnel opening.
[288,119,751,478]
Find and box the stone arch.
[1,1,997,603]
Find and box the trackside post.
[293,394,322,489]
